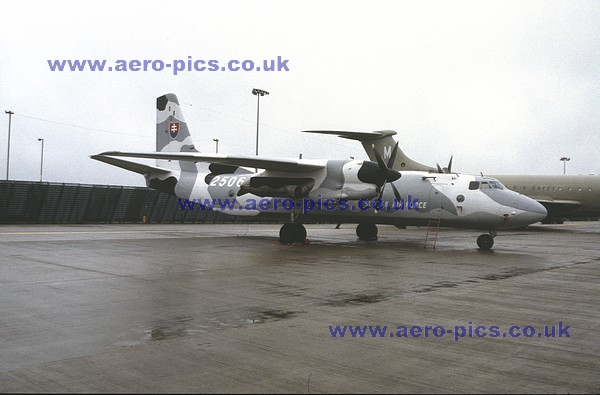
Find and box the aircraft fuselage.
[167,165,547,231]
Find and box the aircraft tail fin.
[303,130,437,172]
[156,93,199,171]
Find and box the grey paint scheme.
[92,94,547,231]
[310,159,348,198]
[154,94,252,198]
[156,94,200,198]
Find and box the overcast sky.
[0,0,598,186]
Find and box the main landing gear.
[356,223,378,241]
[279,207,308,244]
[477,231,496,250]
[279,223,307,244]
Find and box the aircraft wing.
[535,198,582,212]
[91,154,172,175]
[98,151,326,173]
[535,199,581,206]
[534,198,582,218]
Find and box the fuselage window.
[469,181,480,190]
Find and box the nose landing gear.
[477,231,496,250]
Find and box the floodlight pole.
[38,138,45,182]
[560,157,570,175]
[5,110,13,180]
[252,88,269,157]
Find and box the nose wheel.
[477,232,495,250]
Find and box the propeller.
[357,142,403,211]
[436,155,453,174]
[372,142,402,211]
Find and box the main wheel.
[477,234,494,250]
[356,223,378,241]
[279,223,307,244]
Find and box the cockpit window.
[489,181,504,190]
[474,180,505,191]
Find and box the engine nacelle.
[338,160,379,200]
[238,177,315,198]
[338,185,379,200]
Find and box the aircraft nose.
[515,195,548,224]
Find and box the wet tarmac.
[0,222,599,393]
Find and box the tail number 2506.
[208,175,249,188]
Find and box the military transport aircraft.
[91,94,547,250]
[307,130,600,224]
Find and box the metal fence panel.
[0,181,283,225]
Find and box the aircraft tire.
[280,223,306,244]
[477,234,494,250]
[356,223,378,241]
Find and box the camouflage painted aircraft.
[92,94,547,250]
[308,130,600,224]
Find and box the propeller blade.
[359,149,402,210]
[373,148,387,172]
[373,183,385,214]
[391,182,402,203]
[372,147,401,185]
[437,155,453,173]
[375,178,402,214]
[377,185,386,202]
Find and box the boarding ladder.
[424,218,441,249]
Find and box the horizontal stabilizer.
[304,129,438,172]
[98,151,326,173]
[303,130,397,141]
